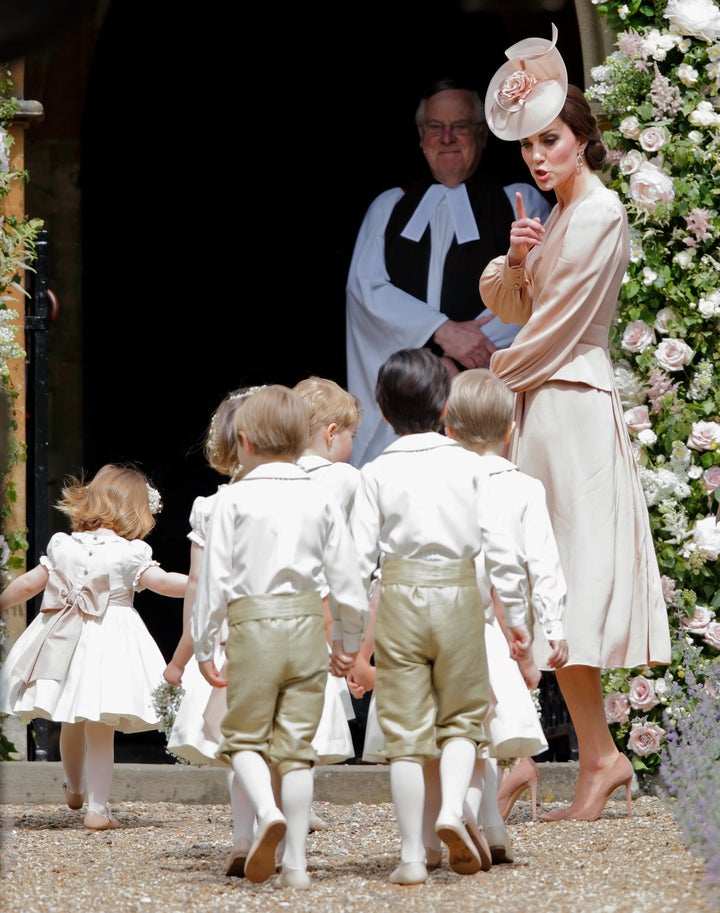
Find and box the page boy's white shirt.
[477,453,567,652]
[349,432,528,626]
[192,461,368,662]
[295,454,360,520]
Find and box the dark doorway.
[80,0,582,761]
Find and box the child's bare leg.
[59,721,86,797]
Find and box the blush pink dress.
[481,179,671,670]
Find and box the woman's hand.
[508,192,544,267]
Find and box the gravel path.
[1,794,715,913]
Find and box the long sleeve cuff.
[541,620,565,643]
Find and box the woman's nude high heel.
[498,757,539,822]
[567,753,634,821]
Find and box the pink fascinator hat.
[485,23,568,142]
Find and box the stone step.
[0,760,608,806]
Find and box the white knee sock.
[227,771,256,842]
[437,738,476,822]
[230,751,280,822]
[390,759,425,864]
[83,721,115,815]
[465,757,485,824]
[280,767,313,872]
[59,721,86,794]
[479,757,504,828]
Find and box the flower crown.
[146,483,163,515]
[228,384,268,403]
[208,385,269,461]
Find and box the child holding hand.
[445,368,568,855]
[192,385,368,890]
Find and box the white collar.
[400,183,480,244]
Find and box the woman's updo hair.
[560,84,606,171]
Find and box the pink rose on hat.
[496,71,537,112]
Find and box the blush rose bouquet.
[587,0,720,776]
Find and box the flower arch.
[588,0,720,774]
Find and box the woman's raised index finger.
[515,191,527,220]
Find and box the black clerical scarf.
[384,173,515,322]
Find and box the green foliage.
[589,1,720,774]
[0,64,44,757]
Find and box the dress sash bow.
[14,568,111,684]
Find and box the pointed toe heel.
[498,757,539,821]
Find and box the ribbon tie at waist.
[14,568,112,684]
[227,591,323,624]
[381,557,477,587]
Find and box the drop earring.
[576,149,585,171]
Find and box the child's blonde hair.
[445,369,514,446]
[293,376,362,438]
[56,463,160,540]
[235,384,309,459]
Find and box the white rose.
[674,249,694,269]
[664,0,720,42]
[619,149,645,175]
[639,125,669,152]
[655,338,694,371]
[698,291,720,317]
[614,359,646,408]
[654,307,677,333]
[692,515,720,560]
[619,115,641,139]
[638,428,657,446]
[628,161,675,213]
[689,100,720,126]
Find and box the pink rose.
[627,721,666,756]
[687,420,720,451]
[655,338,694,371]
[661,575,678,606]
[624,406,652,435]
[702,466,720,492]
[621,320,656,354]
[495,71,537,112]
[680,604,713,634]
[604,692,631,724]
[692,516,720,560]
[628,675,660,711]
[703,621,720,649]
[639,126,669,152]
[628,161,675,214]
